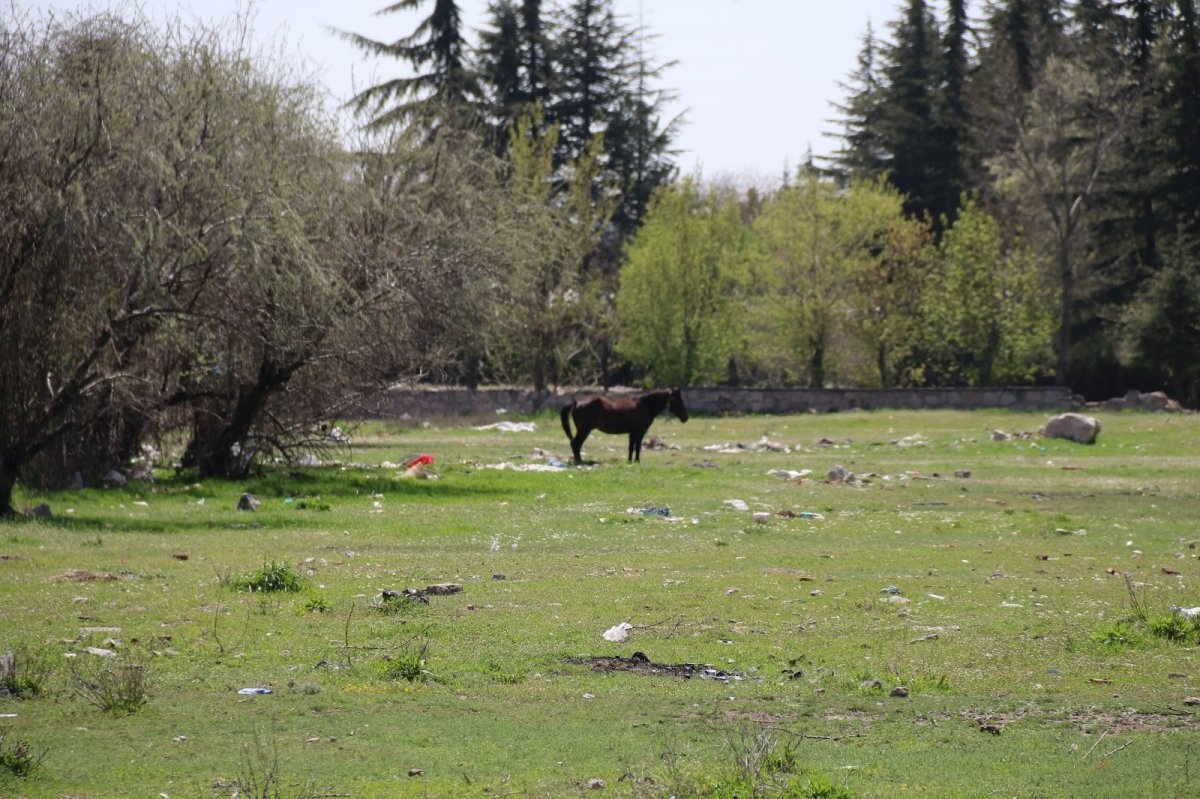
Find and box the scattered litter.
[296,454,321,467]
[587,778,607,789]
[755,436,788,452]
[473,421,537,432]
[406,454,434,468]
[484,461,569,472]
[892,434,927,447]
[84,647,117,658]
[768,469,813,480]
[1000,602,1023,608]
[627,506,671,517]
[1174,607,1200,619]
[724,499,750,512]
[881,586,902,595]
[954,470,971,479]
[570,653,748,683]
[881,596,909,604]
[927,593,946,600]
[237,687,272,695]
[602,622,633,642]
[1055,528,1087,536]
[381,589,430,605]
[693,459,719,469]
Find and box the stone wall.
[363,385,1073,419]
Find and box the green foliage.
[233,561,304,594]
[1091,620,1144,650]
[750,173,926,387]
[1122,237,1200,406]
[913,197,1056,386]
[1148,613,1200,644]
[379,643,429,683]
[617,176,751,386]
[302,594,332,613]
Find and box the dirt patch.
[567,652,746,683]
[0,554,28,561]
[52,568,118,582]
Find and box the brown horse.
[560,388,689,464]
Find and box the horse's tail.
[560,402,574,440]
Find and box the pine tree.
[1162,0,1200,236]
[828,23,890,180]
[881,0,954,221]
[477,0,553,150]
[333,0,481,131]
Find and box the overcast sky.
[10,0,904,182]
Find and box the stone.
[103,469,127,486]
[1042,413,1101,445]
[587,778,607,789]
[827,465,849,482]
[991,430,1010,442]
[890,686,910,698]
[237,493,261,511]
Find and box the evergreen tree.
[547,0,679,243]
[828,24,890,180]
[477,0,553,150]
[333,0,481,131]
[881,0,958,222]
[1162,0,1200,235]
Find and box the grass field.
[2,408,1200,798]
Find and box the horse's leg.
[631,426,648,463]
[572,425,590,464]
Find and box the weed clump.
[1148,613,1200,644]
[379,642,429,683]
[1091,620,1144,649]
[0,645,55,698]
[69,654,149,715]
[0,730,43,778]
[233,561,304,593]
[654,725,854,799]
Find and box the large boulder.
[1042,413,1101,444]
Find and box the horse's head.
[668,388,689,422]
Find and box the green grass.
[2,409,1200,797]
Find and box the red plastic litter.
[406,454,434,468]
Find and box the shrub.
[1148,613,1200,644]
[233,561,304,594]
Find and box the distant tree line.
[621,0,1200,405]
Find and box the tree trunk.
[0,457,17,518]
[1057,237,1072,384]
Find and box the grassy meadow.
[2,408,1200,798]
